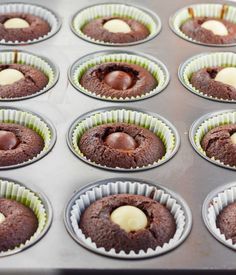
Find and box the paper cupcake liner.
[69,50,169,102]
[0,106,56,169]
[65,178,192,259]
[203,182,236,250]
[179,52,236,103]
[190,109,236,170]
[0,3,61,45]
[170,3,236,47]
[71,3,161,46]
[0,50,59,101]
[0,178,51,257]
[67,107,180,171]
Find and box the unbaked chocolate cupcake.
[71,4,161,46]
[170,4,236,46]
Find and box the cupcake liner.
[203,182,236,250]
[69,50,169,102]
[0,178,52,257]
[0,106,56,169]
[71,3,161,46]
[67,107,180,172]
[0,2,61,45]
[64,178,192,259]
[0,50,59,101]
[170,3,236,47]
[189,109,236,170]
[179,52,236,103]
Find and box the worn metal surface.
[0,0,236,272]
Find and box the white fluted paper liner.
[207,185,236,249]
[72,53,168,101]
[181,52,236,102]
[0,179,47,256]
[194,110,236,169]
[70,180,186,257]
[72,4,160,46]
[0,51,56,100]
[72,109,176,170]
[0,108,52,167]
[0,3,60,45]
[171,3,236,46]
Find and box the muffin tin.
[1,0,236,273]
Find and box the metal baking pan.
[0,0,236,274]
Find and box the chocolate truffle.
[0,123,44,167]
[80,62,157,99]
[0,64,48,99]
[201,124,236,166]
[181,17,236,45]
[82,16,149,44]
[79,194,176,253]
[190,66,236,100]
[0,198,38,252]
[216,202,236,244]
[0,13,51,42]
[79,122,165,169]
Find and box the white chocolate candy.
[215,67,236,89]
[0,212,5,224]
[201,20,228,36]
[110,205,148,233]
[0,69,24,86]
[103,19,131,33]
[4,18,30,29]
[230,133,236,144]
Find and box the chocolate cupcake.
[201,124,236,167]
[0,123,44,167]
[170,4,236,46]
[79,122,165,169]
[80,194,176,253]
[0,198,38,252]
[0,13,50,43]
[190,67,236,100]
[66,179,191,258]
[216,202,236,244]
[82,16,149,44]
[181,17,236,45]
[72,4,161,46]
[0,64,48,99]
[80,62,157,99]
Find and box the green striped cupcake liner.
[0,178,51,257]
[190,110,236,170]
[71,3,161,46]
[179,52,236,103]
[170,3,236,47]
[0,50,59,101]
[0,107,56,169]
[67,107,180,171]
[69,51,169,102]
